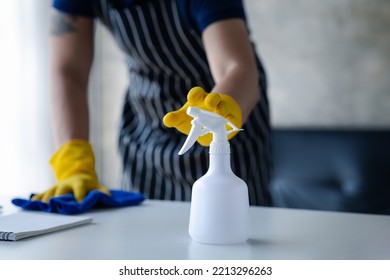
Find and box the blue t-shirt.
[52,0,246,33]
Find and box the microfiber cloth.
[11,190,145,215]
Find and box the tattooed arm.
[49,9,94,147]
[29,10,110,203]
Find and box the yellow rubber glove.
[163,86,242,146]
[32,140,110,203]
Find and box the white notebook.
[0,211,92,241]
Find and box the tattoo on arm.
[50,10,78,36]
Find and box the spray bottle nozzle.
[178,106,242,155]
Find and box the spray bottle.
[179,106,250,244]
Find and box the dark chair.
[269,129,390,214]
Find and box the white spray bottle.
[179,106,250,244]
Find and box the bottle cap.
[178,106,241,155]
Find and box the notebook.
[0,211,92,241]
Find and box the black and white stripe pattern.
[94,0,272,206]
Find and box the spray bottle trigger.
[226,121,243,135]
[178,120,210,155]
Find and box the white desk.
[1,197,389,260]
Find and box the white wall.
[89,24,127,189]
[246,0,390,128]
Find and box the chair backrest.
[269,129,390,214]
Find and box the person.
[33,0,272,206]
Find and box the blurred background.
[1,0,389,196]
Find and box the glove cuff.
[50,139,97,181]
[218,93,243,128]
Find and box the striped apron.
[93,0,272,206]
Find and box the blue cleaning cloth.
[11,190,145,215]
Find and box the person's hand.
[32,140,110,203]
[163,86,242,146]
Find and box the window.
[0,1,53,196]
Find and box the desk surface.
[1,196,390,260]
